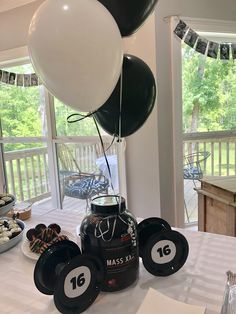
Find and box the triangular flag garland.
[0,70,41,87]
[174,19,236,61]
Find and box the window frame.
[170,17,236,227]
[0,47,127,206]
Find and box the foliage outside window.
[0,64,45,151]
[54,98,99,137]
[182,45,236,133]
[0,64,103,152]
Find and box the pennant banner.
[174,20,236,61]
[207,42,219,59]
[184,28,198,48]
[174,20,189,40]
[0,70,41,87]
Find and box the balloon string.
[67,111,97,124]
[67,112,116,156]
[92,115,115,193]
[105,135,116,152]
[67,111,116,195]
[118,68,123,213]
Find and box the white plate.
[21,230,75,261]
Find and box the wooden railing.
[69,141,117,173]
[6,131,234,203]
[4,147,50,203]
[183,131,236,176]
[4,140,118,203]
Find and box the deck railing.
[5,131,235,203]
[183,131,236,176]
[4,139,118,202]
[4,147,50,203]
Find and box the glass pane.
[57,141,119,211]
[3,143,51,206]
[182,42,236,225]
[54,98,99,136]
[0,64,47,138]
[182,45,236,133]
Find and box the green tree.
[54,98,98,137]
[182,45,236,133]
[0,64,102,152]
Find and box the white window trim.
[181,17,236,33]
[170,17,236,227]
[0,47,60,207]
[0,46,29,68]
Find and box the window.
[0,59,123,210]
[0,64,50,203]
[182,30,236,224]
[183,44,236,134]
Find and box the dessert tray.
[0,218,25,253]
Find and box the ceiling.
[0,0,37,13]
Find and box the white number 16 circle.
[64,266,91,298]
[151,240,176,264]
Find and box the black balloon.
[98,0,158,37]
[93,54,156,138]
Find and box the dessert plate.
[21,230,75,261]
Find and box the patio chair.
[58,144,109,210]
[183,151,211,222]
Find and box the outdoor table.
[197,176,236,236]
[0,208,234,313]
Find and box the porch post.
[44,90,62,209]
[0,119,6,193]
[155,14,185,227]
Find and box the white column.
[44,90,61,209]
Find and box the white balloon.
[28,0,123,112]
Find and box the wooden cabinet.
[197,176,236,236]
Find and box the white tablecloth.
[96,155,119,191]
[0,209,235,314]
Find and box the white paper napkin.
[137,288,206,314]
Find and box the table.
[0,208,235,314]
[96,155,119,191]
[197,176,236,236]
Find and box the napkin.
[137,288,206,314]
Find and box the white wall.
[0,0,38,14]
[123,15,160,219]
[0,0,44,51]
[155,0,236,226]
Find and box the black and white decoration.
[0,69,40,87]
[174,19,236,61]
[195,37,208,55]
[184,28,198,48]
[207,42,219,59]
[174,20,189,40]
